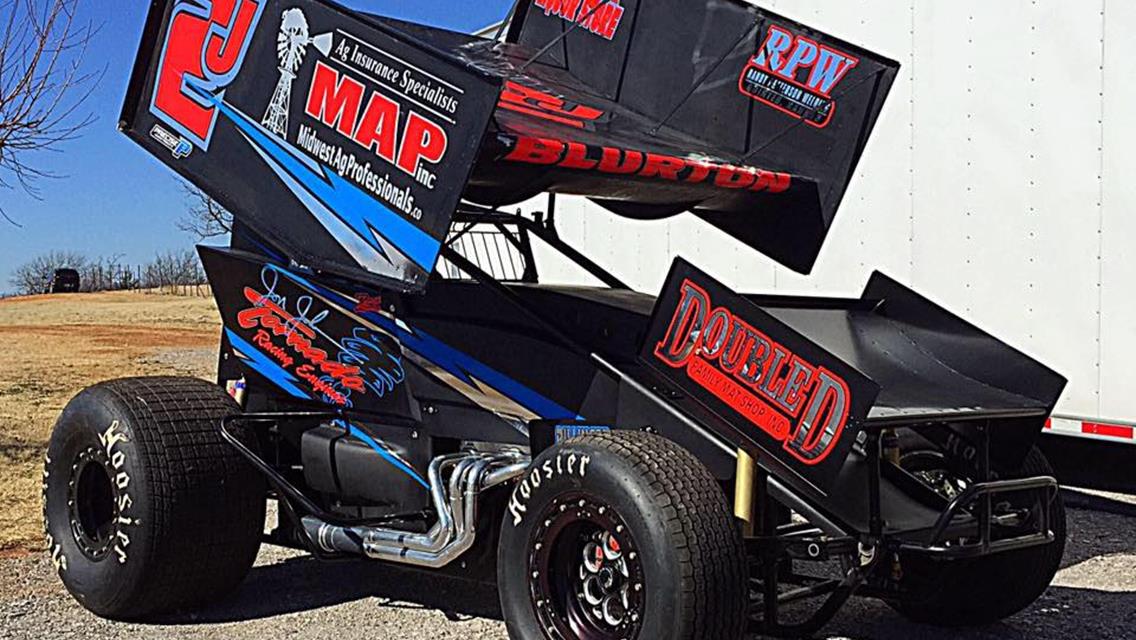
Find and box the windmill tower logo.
[263,8,333,136]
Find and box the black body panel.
[368,3,898,274]
[122,0,501,292]
[201,220,1065,539]
[200,245,415,415]
[302,424,430,510]
[506,278,1063,432]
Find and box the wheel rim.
[68,447,117,560]
[529,494,644,640]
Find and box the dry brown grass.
[0,291,220,551]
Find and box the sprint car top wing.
[122,0,898,293]
[465,0,899,274]
[501,0,900,273]
[121,0,501,293]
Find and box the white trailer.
[513,0,1135,479]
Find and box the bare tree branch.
[0,0,102,225]
[177,181,233,240]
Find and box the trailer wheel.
[891,445,1066,626]
[497,430,747,640]
[42,377,265,620]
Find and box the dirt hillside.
[0,291,220,552]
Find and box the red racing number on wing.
[151,0,264,148]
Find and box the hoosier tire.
[892,445,1067,626]
[497,430,747,640]
[42,377,265,620]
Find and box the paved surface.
[2,490,1134,640]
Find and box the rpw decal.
[151,0,265,149]
[305,62,449,188]
[533,0,625,41]
[654,280,852,465]
[739,25,859,129]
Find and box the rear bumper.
[895,475,1060,559]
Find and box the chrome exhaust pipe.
[302,450,529,568]
[364,453,473,553]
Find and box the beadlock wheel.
[530,493,645,639]
[67,447,118,561]
[43,377,265,620]
[497,431,748,640]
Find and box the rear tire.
[43,377,265,620]
[892,445,1066,626]
[497,430,747,640]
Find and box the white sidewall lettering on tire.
[508,451,591,526]
[42,453,69,574]
[99,420,137,564]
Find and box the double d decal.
[641,259,878,492]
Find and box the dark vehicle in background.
[47,269,80,294]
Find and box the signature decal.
[236,266,404,406]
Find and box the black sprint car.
[43,1,1066,637]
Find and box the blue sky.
[0,0,512,293]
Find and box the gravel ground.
[2,490,1133,640]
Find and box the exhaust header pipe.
[302,450,529,568]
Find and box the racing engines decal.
[739,24,860,129]
[642,259,878,492]
[206,251,411,411]
[234,267,408,407]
